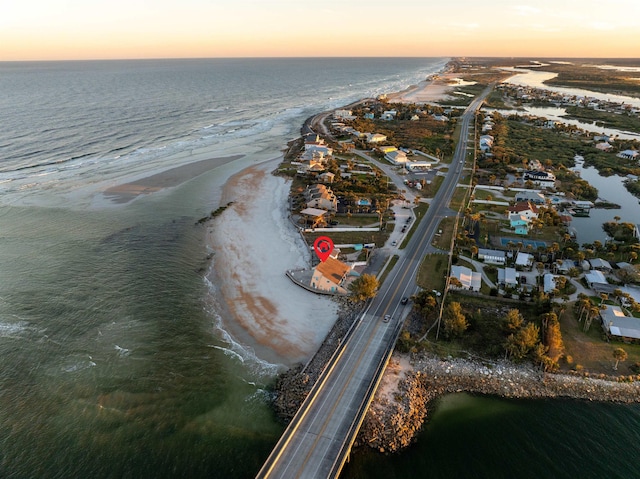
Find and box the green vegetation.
[348,273,380,302]
[541,63,640,99]
[349,103,457,158]
[416,254,448,292]
[432,216,457,250]
[563,106,640,132]
[602,221,639,243]
[196,202,234,224]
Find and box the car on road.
[383,314,391,323]
[401,297,409,305]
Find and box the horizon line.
[2,55,640,64]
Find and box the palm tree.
[613,347,627,371]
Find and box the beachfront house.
[310,256,351,294]
[600,305,640,342]
[334,109,355,120]
[450,265,481,292]
[305,184,338,212]
[299,207,327,228]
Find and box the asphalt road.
[257,90,490,479]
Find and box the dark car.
[401,297,409,305]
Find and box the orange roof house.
[311,257,351,294]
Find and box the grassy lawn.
[449,185,472,212]
[416,254,448,292]
[421,175,444,197]
[559,307,640,375]
[333,213,386,227]
[304,230,389,248]
[432,216,457,250]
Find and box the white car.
[383,314,391,323]
[391,240,397,246]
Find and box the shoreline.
[357,351,640,453]
[204,158,339,368]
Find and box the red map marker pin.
[313,236,334,262]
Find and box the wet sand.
[103,155,243,203]
[206,160,338,366]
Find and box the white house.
[585,269,607,287]
[543,273,560,293]
[333,109,355,120]
[516,252,534,269]
[479,135,494,152]
[367,133,387,144]
[450,265,482,292]
[385,150,408,165]
[617,149,639,160]
[478,248,506,265]
[595,142,613,151]
[380,110,397,121]
[498,267,519,287]
[405,161,432,172]
[523,170,556,188]
[507,201,539,221]
[589,258,613,272]
[600,305,640,341]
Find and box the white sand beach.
[387,72,464,104]
[206,159,338,367]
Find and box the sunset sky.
[1,0,639,61]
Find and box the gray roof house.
[600,305,640,341]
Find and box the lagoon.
[569,166,640,245]
[504,69,640,109]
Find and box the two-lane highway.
[257,90,490,479]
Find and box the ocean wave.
[202,272,281,380]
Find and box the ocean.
[0,57,638,479]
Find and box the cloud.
[512,5,541,16]
[589,21,615,31]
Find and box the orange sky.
[2,0,639,61]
